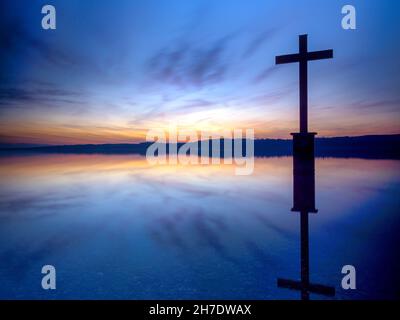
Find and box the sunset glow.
[0,0,399,145]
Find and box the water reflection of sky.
[0,155,399,299]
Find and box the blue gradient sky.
[0,0,399,144]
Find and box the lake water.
[0,154,399,299]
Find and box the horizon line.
[1,133,399,148]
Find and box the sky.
[0,0,399,145]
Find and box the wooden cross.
[276,34,333,134]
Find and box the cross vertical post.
[299,35,308,134]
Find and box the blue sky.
[0,0,399,144]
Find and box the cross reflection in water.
[277,152,336,300]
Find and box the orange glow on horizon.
[1,107,399,145]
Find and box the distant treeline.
[1,134,399,159]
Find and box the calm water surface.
[0,155,399,299]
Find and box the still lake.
[0,154,399,299]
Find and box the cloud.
[0,5,101,84]
[170,98,216,113]
[349,98,400,111]
[246,86,295,106]
[242,28,278,59]
[0,23,84,71]
[0,85,86,108]
[253,66,279,83]
[148,35,234,89]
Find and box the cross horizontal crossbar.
[275,49,333,65]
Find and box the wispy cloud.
[242,28,278,59]
[349,98,400,111]
[148,35,235,89]
[0,85,87,108]
[253,66,279,83]
[0,24,90,72]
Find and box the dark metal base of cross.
[291,132,316,158]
